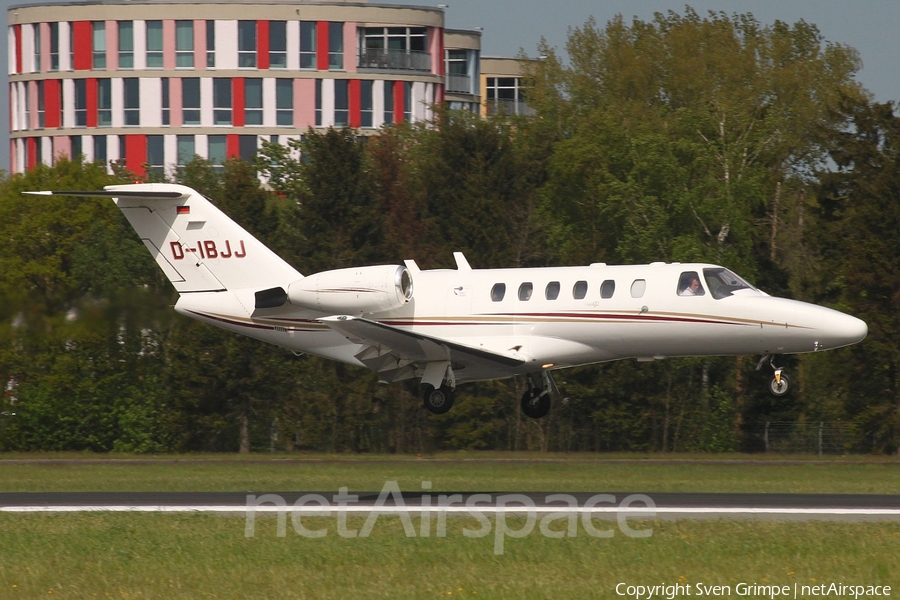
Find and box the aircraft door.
[445,283,473,321]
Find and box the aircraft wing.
[317,316,525,385]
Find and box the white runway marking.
[4,505,900,517]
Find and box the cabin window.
[573,280,588,300]
[545,281,560,300]
[703,268,755,299]
[678,271,706,296]
[491,283,506,302]
[600,280,615,298]
[630,279,646,298]
[518,282,534,301]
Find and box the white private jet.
[27,183,868,419]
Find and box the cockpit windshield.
[702,268,757,299]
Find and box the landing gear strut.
[757,355,791,397]
[422,384,454,414]
[520,372,556,419]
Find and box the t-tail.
[26,183,302,294]
[26,183,306,345]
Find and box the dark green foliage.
[0,8,895,453]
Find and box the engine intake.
[287,265,413,314]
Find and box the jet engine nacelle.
[287,265,413,314]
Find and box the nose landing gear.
[757,355,792,397]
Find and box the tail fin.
[27,183,301,293]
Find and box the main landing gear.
[520,372,557,419]
[422,384,454,415]
[757,355,792,397]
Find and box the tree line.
[1,8,898,453]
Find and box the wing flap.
[317,316,525,381]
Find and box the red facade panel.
[125,135,147,178]
[44,80,61,128]
[349,79,361,128]
[226,134,240,159]
[26,138,37,170]
[316,21,329,71]
[233,78,245,127]
[393,81,404,124]
[73,21,93,71]
[14,25,23,74]
[86,78,98,128]
[257,21,270,70]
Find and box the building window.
[238,21,256,68]
[486,77,531,116]
[360,80,373,128]
[94,135,107,164]
[161,78,169,125]
[276,79,292,126]
[446,49,470,93]
[97,78,111,126]
[49,23,60,71]
[182,78,200,125]
[147,135,164,178]
[71,135,82,160]
[123,78,140,126]
[146,21,163,68]
[74,79,87,126]
[239,135,257,162]
[299,22,316,69]
[208,134,226,172]
[176,21,194,68]
[91,22,106,69]
[404,81,412,122]
[23,84,30,129]
[177,135,195,166]
[213,78,232,125]
[383,81,393,125]
[315,79,322,127]
[334,79,349,127]
[270,21,286,69]
[118,21,133,69]
[34,24,41,72]
[360,27,428,71]
[245,78,263,126]
[328,22,343,70]
[37,81,45,128]
[206,21,215,68]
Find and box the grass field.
[1,454,898,598]
[0,452,899,493]
[0,515,897,599]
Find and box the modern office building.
[7,0,528,177]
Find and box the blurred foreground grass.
[0,514,896,599]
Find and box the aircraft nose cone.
[821,311,867,349]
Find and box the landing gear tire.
[769,371,791,397]
[521,388,551,419]
[423,385,454,415]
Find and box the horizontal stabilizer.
[24,190,186,199]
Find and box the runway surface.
[2,491,899,520]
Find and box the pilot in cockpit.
[679,272,705,296]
